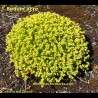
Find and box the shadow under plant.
[0,5,98,93]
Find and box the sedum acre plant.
[6,11,90,87]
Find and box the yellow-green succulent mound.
[6,11,90,87]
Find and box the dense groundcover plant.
[6,12,90,87]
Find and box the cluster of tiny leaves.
[6,12,90,87]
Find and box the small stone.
[89,71,92,75]
[9,76,11,79]
[92,41,96,46]
[72,79,76,82]
[63,87,67,90]
[91,91,94,93]
[87,80,90,84]
[56,91,58,93]
[2,73,5,75]
[96,22,98,27]
[96,90,98,92]
[0,68,1,72]
[62,91,67,93]
[91,74,94,78]
[86,90,89,93]
[93,11,95,14]
[85,71,90,76]
[9,88,13,91]
[68,91,70,93]
[79,87,82,90]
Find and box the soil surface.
[0,5,98,93]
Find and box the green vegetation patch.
[6,12,90,87]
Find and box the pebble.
[85,71,90,76]
[93,11,96,14]
[91,73,95,78]
[0,68,1,72]
[2,73,5,75]
[9,76,11,79]
[86,90,89,93]
[79,87,82,90]
[96,22,98,27]
[89,71,93,75]
[60,91,68,93]
[87,80,90,84]
[63,87,67,90]
[92,41,97,46]
[63,91,67,93]
[56,91,58,93]
[68,91,70,93]
[91,90,94,93]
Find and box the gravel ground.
[0,5,98,93]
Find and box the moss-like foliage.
[6,12,90,87]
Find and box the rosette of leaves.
[6,11,90,87]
